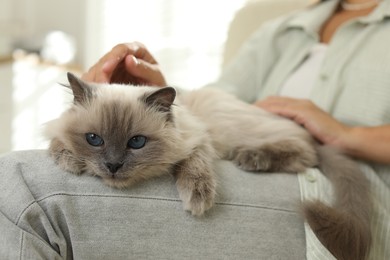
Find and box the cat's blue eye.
[85,133,104,146]
[127,135,147,149]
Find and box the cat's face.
[49,73,182,188]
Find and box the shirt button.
[305,172,316,183]
[320,74,328,81]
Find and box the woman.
[1,0,388,259]
[83,0,390,258]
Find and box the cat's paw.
[174,145,217,216]
[49,139,85,175]
[175,168,217,216]
[230,148,271,172]
[231,141,318,173]
[180,179,216,216]
[54,151,85,175]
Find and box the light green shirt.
[217,0,390,126]
[210,0,390,259]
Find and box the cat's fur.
[46,73,371,260]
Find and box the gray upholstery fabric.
[0,150,306,259]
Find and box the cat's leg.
[174,143,217,216]
[49,138,85,175]
[230,139,318,173]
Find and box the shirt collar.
[284,0,390,37]
[359,0,390,23]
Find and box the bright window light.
[91,0,246,89]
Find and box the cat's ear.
[144,87,176,112]
[67,72,94,104]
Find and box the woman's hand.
[255,96,350,148]
[82,42,167,86]
[255,96,390,164]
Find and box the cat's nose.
[105,162,124,174]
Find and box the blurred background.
[0,0,312,154]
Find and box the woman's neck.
[341,0,381,11]
[344,0,376,3]
[320,0,379,43]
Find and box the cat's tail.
[302,145,372,260]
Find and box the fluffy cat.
[46,73,371,260]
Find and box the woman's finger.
[124,55,166,86]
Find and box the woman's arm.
[256,96,390,164]
[345,125,390,164]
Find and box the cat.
[46,73,371,260]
